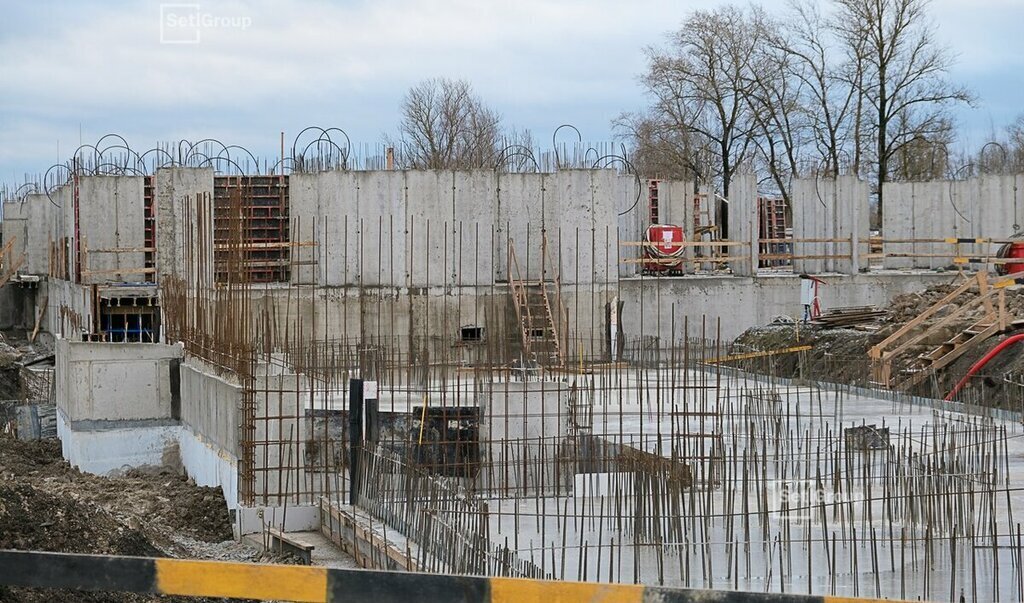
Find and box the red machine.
[641,224,686,273]
[995,239,1024,275]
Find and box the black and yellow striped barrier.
[0,550,899,602]
[944,237,992,244]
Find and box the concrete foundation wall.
[180,356,241,457]
[619,271,957,342]
[2,194,57,276]
[57,408,180,475]
[2,201,28,270]
[882,174,1024,269]
[178,356,322,508]
[78,176,146,284]
[728,173,759,276]
[55,340,182,424]
[791,176,869,274]
[180,268,964,365]
[54,186,75,279]
[236,283,615,359]
[178,421,240,509]
[290,169,626,288]
[155,168,214,284]
[44,280,94,340]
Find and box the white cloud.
[0,0,1020,180]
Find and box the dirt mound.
[0,483,162,556]
[0,439,232,546]
[886,283,973,324]
[732,325,874,385]
[0,438,63,476]
[0,436,251,602]
[733,281,1024,405]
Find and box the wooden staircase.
[869,271,1009,390]
[508,235,566,367]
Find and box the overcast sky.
[1,0,1022,184]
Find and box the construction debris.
[843,424,891,450]
[736,274,1024,404]
[810,305,886,328]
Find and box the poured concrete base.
[58,411,318,536]
[178,422,240,509]
[57,409,180,475]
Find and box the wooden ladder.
[0,237,25,288]
[693,193,722,269]
[508,234,566,367]
[869,271,1009,390]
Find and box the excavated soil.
[0,439,232,548]
[0,437,283,602]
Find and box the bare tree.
[638,5,764,234]
[1005,115,1024,171]
[614,110,708,182]
[393,78,501,169]
[746,7,807,205]
[833,0,971,218]
[770,0,864,178]
[891,127,953,180]
[970,116,1024,175]
[495,127,537,172]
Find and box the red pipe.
[944,334,1024,401]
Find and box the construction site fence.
[0,549,902,603]
[622,236,1024,274]
[185,333,739,388]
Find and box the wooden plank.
[30,294,47,343]
[760,254,848,261]
[319,499,421,572]
[80,267,157,277]
[978,271,994,316]
[999,288,1008,331]
[863,237,1012,244]
[868,272,979,360]
[883,293,989,362]
[859,252,966,259]
[899,320,1002,391]
[620,240,748,247]
[954,257,1023,265]
[760,237,851,244]
[705,345,811,364]
[267,528,314,565]
[0,255,26,288]
[993,277,1024,289]
[621,256,744,264]
[88,247,156,253]
[0,237,17,263]
[213,241,317,251]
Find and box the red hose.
[944,334,1024,401]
